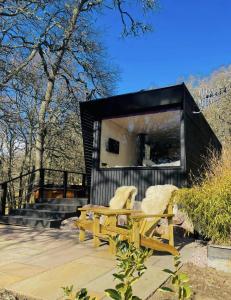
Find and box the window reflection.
[100,110,181,168]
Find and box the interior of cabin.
[100,109,181,168]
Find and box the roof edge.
[80,83,185,108]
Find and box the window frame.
[97,109,184,171]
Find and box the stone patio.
[0,225,195,300]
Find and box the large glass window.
[100,110,181,168]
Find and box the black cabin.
[80,83,221,205]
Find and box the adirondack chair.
[76,186,137,245]
[93,185,179,256]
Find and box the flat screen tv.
[106,138,120,154]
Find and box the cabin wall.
[183,87,222,179]
[80,109,94,194]
[90,168,187,205]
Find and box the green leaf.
[174,260,181,268]
[77,288,89,299]
[113,273,125,281]
[115,283,125,291]
[124,285,133,300]
[105,289,121,300]
[174,256,181,261]
[179,286,183,299]
[162,269,175,275]
[172,276,179,286]
[130,277,140,285]
[182,285,192,299]
[178,273,189,283]
[62,285,73,296]
[158,287,174,293]
[131,296,142,300]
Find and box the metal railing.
[0,168,87,216]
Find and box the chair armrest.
[78,207,89,211]
[93,209,142,216]
[78,206,108,212]
[130,213,174,220]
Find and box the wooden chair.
[76,186,137,244]
[93,185,179,256]
[129,203,179,256]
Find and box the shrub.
[174,145,231,245]
[62,285,96,300]
[159,256,192,300]
[105,237,152,300]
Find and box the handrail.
[0,169,40,185]
[0,167,87,216]
[43,168,85,175]
[0,168,85,185]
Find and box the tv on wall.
[106,138,120,154]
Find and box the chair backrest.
[109,186,137,209]
[140,185,178,235]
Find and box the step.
[0,215,62,228]
[44,198,88,205]
[34,198,88,205]
[33,203,81,212]
[10,208,78,219]
[0,215,23,226]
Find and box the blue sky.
[96,0,231,94]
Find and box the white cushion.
[141,185,178,215]
[109,186,137,209]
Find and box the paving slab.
[7,260,113,300]
[0,263,46,279]
[0,225,194,300]
[83,254,174,300]
[0,273,22,288]
[76,255,116,268]
[26,245,94,268]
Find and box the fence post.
[63,171,68,198]
[39,168,45,201]
[82,174,90,203]
[82,174,86,188]
[1,183,7,216]
[18,172,23,208]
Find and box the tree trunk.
[35,79,54,170]
[34,3,83,170]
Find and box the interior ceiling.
[105,110,181,142]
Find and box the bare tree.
[0,0,158,175]
[186,65,231,144]
[0,1,50,88]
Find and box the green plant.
[105,237,152,300]
[62,285,96,300]
[159,256,192,300]
[174,146,231,245]
[62,237,151,300]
